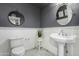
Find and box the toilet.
[9,37,25,56]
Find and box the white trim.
[0,26,78,29]
[42,26,79,29]
[0,27,40,30]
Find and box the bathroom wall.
[41,4,79,55]
[0,3,40,56]
[0,3,79,56]
[42,26,79,56]
[41,3,79,27]
[0,3,40,28]
[0,27,39,56]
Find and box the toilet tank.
[9,38,25,48]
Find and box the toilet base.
[11,52,25,56]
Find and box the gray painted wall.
[0,3,79,28]
[41,3,79,28]
[0,3,40,28]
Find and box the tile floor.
[25,47,55,56]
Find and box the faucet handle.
[59,29,65,36]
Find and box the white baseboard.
[0,52,9,56]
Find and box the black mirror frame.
[8,11,25,26]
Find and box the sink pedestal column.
[58,43,74,56]
[66,44,74,56]
[70,44,74,56]
[58,43,65,56]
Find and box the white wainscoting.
[0,27,39,56]
[0,26,79,56]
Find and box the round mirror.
[8,11,24,26]
[56,4,72,25]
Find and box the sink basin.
[50,33,76,43]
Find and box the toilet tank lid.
[8,37,24,40]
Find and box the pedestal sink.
[50,33,76,56]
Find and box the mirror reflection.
[56,4,72,25]
[8,11,24,26]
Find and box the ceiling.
[30,3,51,8]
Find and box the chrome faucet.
[59,30,67,36]
[59,30,64,36]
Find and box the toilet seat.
[12,46,25,56]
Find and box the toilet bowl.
[12,46,25,56]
